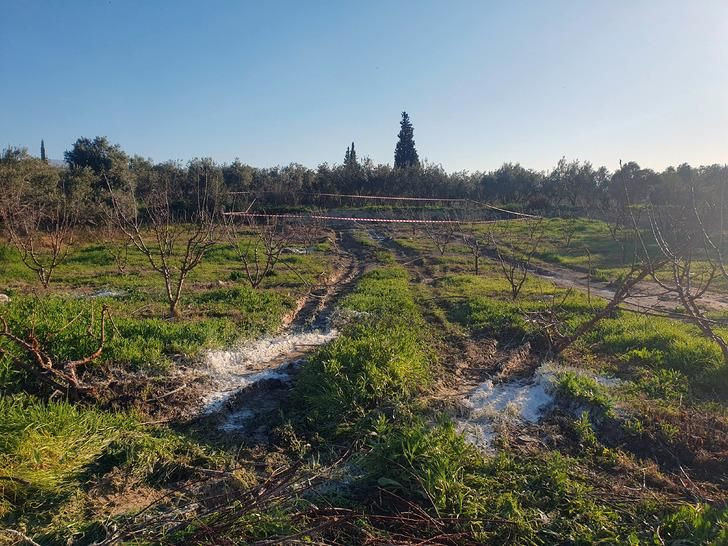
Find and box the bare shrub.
[108,170,218,318]
[102,215,131,274]
[461,229,484,275]
[224,214,292,289]
[489,220,542,300]
[421,214,458,256]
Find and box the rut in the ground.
[196,230,367,435]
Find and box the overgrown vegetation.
[2,139,728,542]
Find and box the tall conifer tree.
[40,139,47,162]
[394,112,419,168]
[344,142,358,168]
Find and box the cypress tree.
[40,139,47,162]
[394,111,419,169]
[344,142,358,168]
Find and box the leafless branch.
[0,305,110,399]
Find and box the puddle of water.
[79,289,127,299]
[221,409,255,432]
[200,328,339,415]
[456,362,617,451]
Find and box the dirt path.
[506,254,728,314]
[193,229,369,436]
[380,227,728,314]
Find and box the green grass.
[293,267,431,437]
[0,235,334,388]
[2,225,728,543]
[556,372,614,417]
[0,394,225,544]
[432,271,728,403]
[0,232,329,542]
[0,294,280,387]
[362,416,726,543]
[583,313,728,401]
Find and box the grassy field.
[1,220,727,544]
[0,228,337,542]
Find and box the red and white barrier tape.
[222,212,532,224]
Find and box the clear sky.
[2,1,727,172]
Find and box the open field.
[7,2,728,543]
[1,216,727,544]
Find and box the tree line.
[2,135,726,224]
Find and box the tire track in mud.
[194,229,369,437]
[373,229,573,451]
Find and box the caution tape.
[222,212,532,224]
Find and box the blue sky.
[2,1,727,171]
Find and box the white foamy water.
[200,328,339,414]
[456,362,617,451]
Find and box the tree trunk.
[170,300,181,319]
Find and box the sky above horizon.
[2,1,727,173]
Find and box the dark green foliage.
[394,111,419,169]
[344,142,357,167]
[64,136,126,174]
[348,141,357,166]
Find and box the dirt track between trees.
[191,229,370,436]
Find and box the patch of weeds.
[365,416,481,517]
[0,293,274,380]
[573,411,599,447]
[193,285,290,331]
[374,249,395,264]
[535,250,565,264]
[655,503,728,544]
[635,368,689,403]
[590,268,610,283]
[586,314,727,401]
[362,416,657,542]
[294,323,428,436]
[449,296,529,342]
[556,372,614,417]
